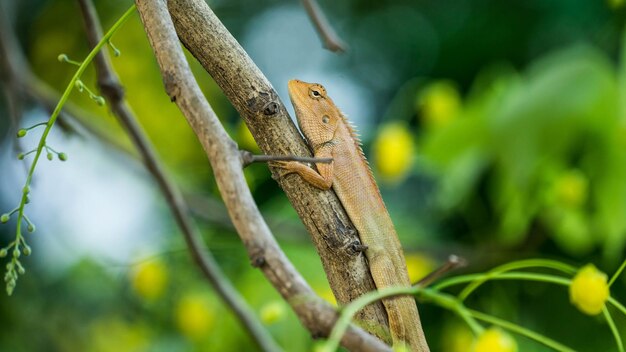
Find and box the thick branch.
[76,1,279,351]
[134,1,391,351]
[167,0,391,341]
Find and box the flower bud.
[74,80,84,92]
[570,264,609,315]
[0,214,9,223]
[16,129,27,138]
[47,152,53,161]
[58,153,68,161]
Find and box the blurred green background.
[1,0,626,351]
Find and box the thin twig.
[301,0,347,53]
[415,255,466,287]
[135,1,390,350]
[184,193,309,241]
[28,75,134,155]
[0,2,27,169]
[76,1,280,351]
[240,150,332,168]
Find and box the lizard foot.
[268,161,297,179]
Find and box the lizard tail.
[368,250,430,351]
[382,293,430,351]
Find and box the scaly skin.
[274,79,430,351]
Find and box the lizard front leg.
[271,144,334,190]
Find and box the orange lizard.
[273,79,430,351]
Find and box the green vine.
[456,258,577,301]
[320,259,626,352]
[0,5,136,295]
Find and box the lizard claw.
[269,161,295,179]
[268,160,289,168]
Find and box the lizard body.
[275,79,429,351]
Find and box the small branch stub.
[240,150,332,168]
[263,101,279,116]
[416,255,467,287]
[301,0,347,53]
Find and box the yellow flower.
[373,123,415,183]
[569,264,609,315]
[175,293,215,340]
[405,253,435,283]
[259,300,288,325]
[554,170,588,208]
[131,259,168,301]
[417,81,461,129]
[473,328,517,352]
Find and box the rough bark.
[166,0,391,340]
[135,0,391,350]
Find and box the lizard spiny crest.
[338,111,383,199]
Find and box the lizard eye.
[309,89,322,99]
[322,115,330,123]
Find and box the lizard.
[272,79,430,351]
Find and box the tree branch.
[240,150,333,168]
[167,0,391,342]
[416,255,466,287]
[76,1,279,351]
[0,2,28,167]
[301,0,347,53]
[134,0,391,350]
[0,27,304,246]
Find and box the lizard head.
[288,79,341,148]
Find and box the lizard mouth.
[287,80,307,123]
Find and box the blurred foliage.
[405,253,436,283]
[1,0,626,351]
[419,44,626,259]
[441,321,475,352]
